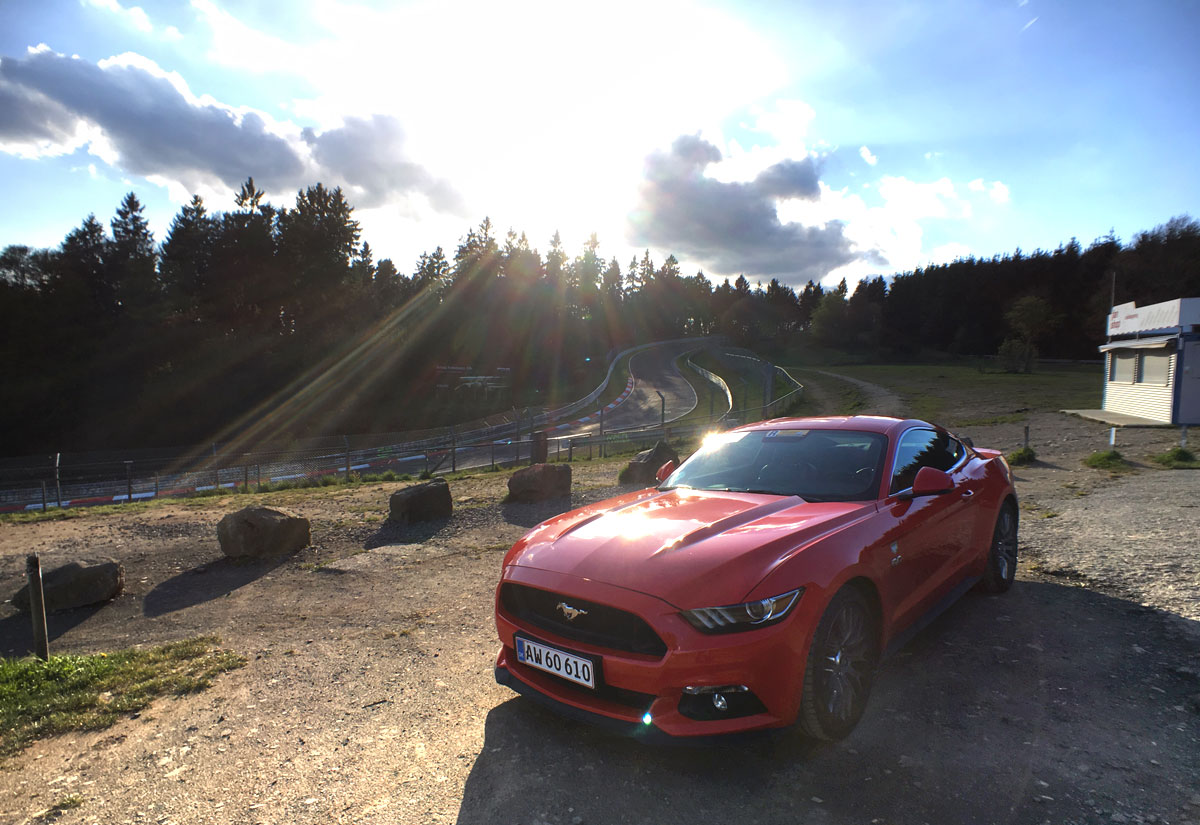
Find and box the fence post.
[125,461,133,504]
[26,554,49,661]
[155,472,160,498]
[568,439,574,462]
[41,481,47,512]
[212,443,219,489]
[344,436,352,480]
[588,435,593,461]
[451,427,457,473]
[490,440,496,470]
[54,452,62,509]
[600,408,605,459]
[1024,425,1030,449]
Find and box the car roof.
[733,415,935,438]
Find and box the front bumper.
[494,566,818,738]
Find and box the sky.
[1,0,1198,290]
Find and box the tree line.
[1,177,1197,455]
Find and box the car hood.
[507,488,873,608]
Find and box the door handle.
[961,489,975,498]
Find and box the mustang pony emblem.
[557,601,588,621]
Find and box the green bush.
[1084,449,1130,471]
[1006,445,1036,466]
[1151,446,1198,468]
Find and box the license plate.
[515,636,596,689]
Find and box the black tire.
[978,502,1018,594]
[798,587,879,741]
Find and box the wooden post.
[1181,426,1189,449]
[155,472,160,498]
[490,440,496,470]
[1024,425,1030,449]
[451,427,457,473]
[125,461,133,503]
[26,555,49,661]
[588,435,593,461]
[344,436,352,480]
[54,452,62,509]
[41,481,47,512]
[568,439,574,462]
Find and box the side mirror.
[656,460,678,483]
[911,466,954,497]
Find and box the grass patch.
[1006,445,1037,466]
[801,363,1100,425]
[1083,449,1132,472]
[0,636,245,759]
[1150,446,1199,469]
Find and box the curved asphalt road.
[568,342,701,435]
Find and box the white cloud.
[85,0,175,36]
[968,178,1011,204]
[924,150,942,160]
[859,145,878,166]
[931,241,974,263]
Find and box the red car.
[494,416,1018,741]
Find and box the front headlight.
[680,588,803,633]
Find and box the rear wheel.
[979,502,1018,593]
[798,587,879,741]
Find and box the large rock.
[217,507,310,558]
[11,559,124,613]
[619,440,681,486]
[388,478,452,524]
[507,463,571,502]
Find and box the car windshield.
[662,428,888,502]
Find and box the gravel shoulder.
[1,415,1198,825]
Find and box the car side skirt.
[881,573,981,660]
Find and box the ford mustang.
[493,416,1018,741]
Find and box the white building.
[1100,297,1200,424]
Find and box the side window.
[890,429,963,494]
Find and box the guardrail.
[0,337,726,513]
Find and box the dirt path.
[812,370,908,417]
[1,434,1198,824]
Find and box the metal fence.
[0,337,802,513]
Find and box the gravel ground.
[0,412,1197,825]
[1024,470,1200,623]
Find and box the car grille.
[500,583,667,657]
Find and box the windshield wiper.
[723,487,807,501]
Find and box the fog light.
[712,693,727,711]
[641,712,652,725]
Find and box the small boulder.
[389,478,452,524]
[618,440,681,486]
[507,463,571,502]
[217,507,310,558]
[12,559,124,613]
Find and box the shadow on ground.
[457,581,1200,825]
[142,555,288,617]
[0,604,104,657]
[363,518,452,549]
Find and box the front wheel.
[798,587,879,741]
[979,502,1018,593]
